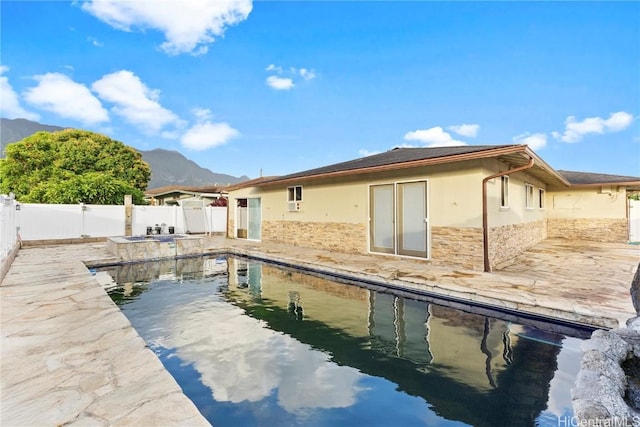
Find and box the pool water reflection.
[101,256,590,427]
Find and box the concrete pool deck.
[1,237,638,425]
[0,243,210,427]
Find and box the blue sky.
[1,1,638,181]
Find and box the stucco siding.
[547,187,627,219]
[546,187,628,242]
[482,158,548,229]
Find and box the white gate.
[182,200,206,234]
[630,199,640,242]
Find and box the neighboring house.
[226,145,640,272]
[145,185,228,206]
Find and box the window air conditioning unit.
[288,201,301,212]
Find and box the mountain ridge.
[0,118,248,189]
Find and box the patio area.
[1,237,638,425]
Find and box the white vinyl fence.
[12,203,227,241]
[630,199,640,243]
[0,194,19,261]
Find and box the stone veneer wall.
[547,218,628,243]
[255,220,548,271]
[489,220,547,268]
[430,226,484,271]
[262,220,368,254]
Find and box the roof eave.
[565,181,640,188]
[521,146,572,187]
[258,145,532,187]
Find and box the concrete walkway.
[0,244,210,427]
[1,237,638,426]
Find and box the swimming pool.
[101,255,591,427]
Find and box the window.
[287,186,302,202]
[287,186,303,212]
[539,188,545,209]
[500,176,509,208]
[525,183,534,209]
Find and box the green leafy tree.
[0,129,151,204]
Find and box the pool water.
[101,256,591,427]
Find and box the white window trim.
[538,188,545,209]
[525,182,535,210]
[287,185,303,202]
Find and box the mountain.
[140,148,248,189]
[0,118,248,189]
[1,118,65,153]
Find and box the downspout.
[482,157,535,273]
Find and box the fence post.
[124,195,132,236]
[80,203,86,237]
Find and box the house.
[547,170,640,242]
[145,185,228,206]
[226,144,640,272]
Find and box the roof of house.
[145,184,228,197]
[224,176,280,191]
[558,170,640,189]
[256,144,570,188]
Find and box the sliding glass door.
[236,198,261,240]
[370,181,428,258]
[247,198,261,240]
[370,184,395,254]
[398,181,428,258]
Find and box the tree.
[0,129,151,204]
[210,197,228,207]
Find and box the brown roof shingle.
[558,170,640,186]
[263,145,523,184]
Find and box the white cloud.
[181,121,239,150]
[403,126,466,147]
[265,64,315,90]
[266,75,294,90]
[266,64,283,73]
[92,70,179,134]
[0,66,40,121]
[604,111,634,131]
[298,68,316,81]
[556,111,634,143]
[87,36,104,47]
[81,0,253,56]
[448,123,479,138]
[192,107,213,122]
[23,72,108,124]
[513,132,547,151]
